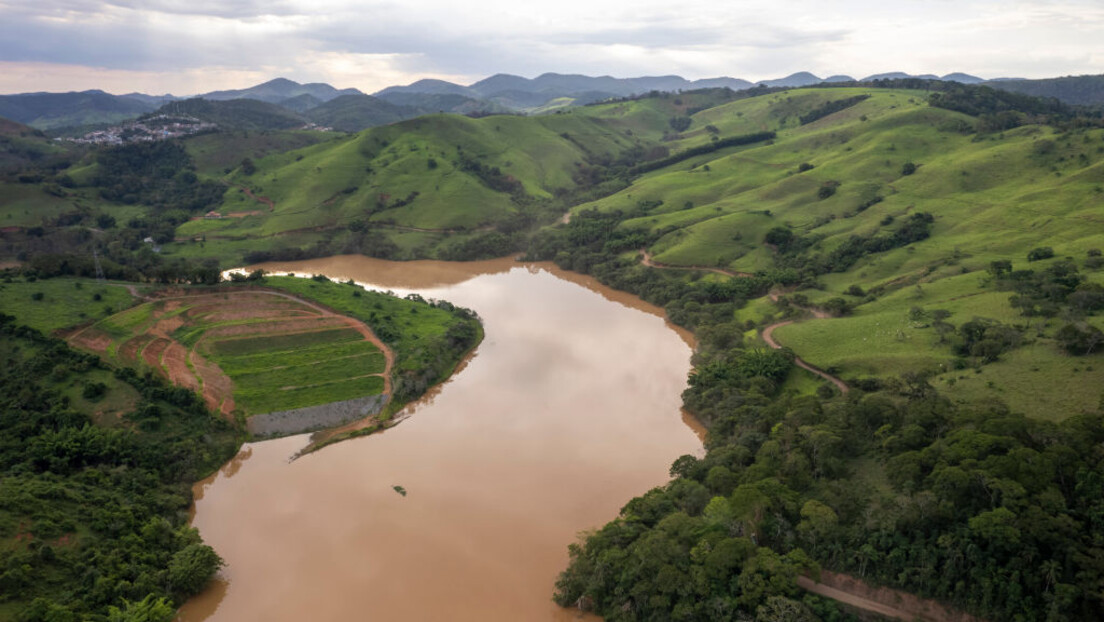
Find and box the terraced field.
[66,289,391,418]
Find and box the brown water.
[179,256,703,622]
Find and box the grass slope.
[571,88,1104,419]
[0,278,136,332]
[171,111,643,245]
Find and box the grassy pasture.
[0,278,136,333]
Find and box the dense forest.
[538,207,1104,620]
[0,315,240,621]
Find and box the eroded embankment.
[247,393,389,437]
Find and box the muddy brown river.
[178,256,704,621]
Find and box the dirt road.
[762,318,848,393]
[639,249,754,278]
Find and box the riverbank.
[180,257,702,621]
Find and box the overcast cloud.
[0,0,1100,94]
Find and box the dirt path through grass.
[639,249,754,278]
[761,319,849,394]
[636,250,849,390]
[233,184,275,211]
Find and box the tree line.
[0,315,240,621]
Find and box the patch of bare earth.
[162,342,201,393]
[118,334,155,361]
[191,350,235,415]
[141,338,171,374]
[153,313,186,335]
[69,327,114,354]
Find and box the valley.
[2,76,1104,621]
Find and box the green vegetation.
[77,286,393,418]
[0,315,240,620]
[235,374,385,414]
[156,99,306,131]
[5,79,1104,621]
[182,129,330,177]
[517,84,1104,620]
[0,278,136,333]
[210,327,361,357]
[260,275,482,404]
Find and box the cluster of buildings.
[66,115,218,145]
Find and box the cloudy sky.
[0,0,1101,95]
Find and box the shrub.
[668,116,692,132]
[1056,322,1104,355]
[818,181,840,200]
[1027,247,1055,262]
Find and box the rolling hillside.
[0,90,154,130]
[199,77,362,104]
[5,78,1104,622]
[173,107,650,244]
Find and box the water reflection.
[180,257,702,622]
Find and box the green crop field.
[259,275,460,369]
[214,339,383,374]
[234,374,385,414]
[67,289,389,418]
[208,326,363,357]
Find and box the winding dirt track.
[233,184,275,211]
[639,249,754,278]
[761,320,848,393]
[637,249,848,392]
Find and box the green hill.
[155,98,307,131]
[6,80,1104,622]
[277,93,324,113]
[0,117,68,173]
[169,110,646,258]
[0,90,154,130]
[989,73,1104,106]
[303,94,413,131]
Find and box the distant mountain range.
[1,71,1100,133]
